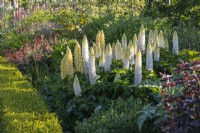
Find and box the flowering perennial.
[164,38,169,50]
[112,43,115,59]
[104,44,112,72]
[74,40,83,73]
[99,51,105,68]
[173,31,179,55]
[122,47,130,69]
[73,74,82,97]
[133,34,138,56]
[154,38,160,61]
[121,33,127,48]
[115,40,122,60]
[134,49,142,84]
[65,46,74,77]
[82,35,89,76]
[89,47,97,84]
[148,30,154,45]
[158,31,164,48]
[146,44,153,71]
[138,24,145,52]
[60,55,67,79]
[128,40,135,65]
[153,29,158,44]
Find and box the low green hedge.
[75,97,155,133]
[0,56,62,133]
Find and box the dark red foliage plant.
[4,34,55,65]
[160,60,200,133]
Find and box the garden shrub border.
[0,56,62,133]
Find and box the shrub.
[0,56,62,133]
[159,60,200,133]
[75,97,154,133]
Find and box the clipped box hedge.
[0,56,62,133]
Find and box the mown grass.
[0,56,63,133]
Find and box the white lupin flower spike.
[173,31,179,55]
[104,44,112,72]
[153,38,160,61]
[89,47,97,85]
[134,49,142,84]
[138,24,145,52]
[82,35,89,77]
[146,44,153,71]
[122,47,130,69]
[73,74,82,97]
[122,33,127,48]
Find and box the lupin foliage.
[114,71,121,82]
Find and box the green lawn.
[0,56,63,133]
